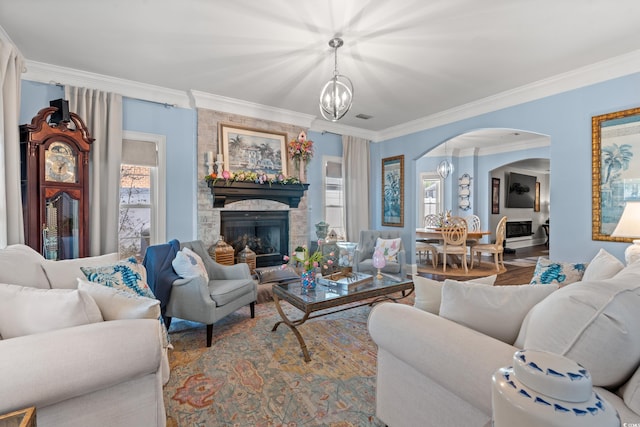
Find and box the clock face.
[45,141,77,183]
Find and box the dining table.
[415,227,493,270]
[416,227,492,240]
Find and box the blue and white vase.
[301,270,316,290]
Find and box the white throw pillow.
[412,274,497,315]
[0,244,49,289]
[521,277,640,387]
[77,278,160,321]
[0,283,103,339]
[172,247,209,280]
[41,252,119,289]
[582,248,624,282]
[375,237,402,262]
[439,281,557,344]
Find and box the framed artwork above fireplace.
[219,123,288,177]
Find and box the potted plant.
[294,246,305,260]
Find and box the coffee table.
[271,274,413,362]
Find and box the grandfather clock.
[20,100,94,260]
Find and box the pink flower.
[283,255,290,262]
[313,261,319,268]
[222,170,231,179]
[327,259,333,265]
[329,252,335,257]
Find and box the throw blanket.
[143,239,181,322]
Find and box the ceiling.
[2,0,640,140]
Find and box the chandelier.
[319,37,353,122]
[437,141,454,179]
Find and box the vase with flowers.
[283,243,333,291]
[288,131,314,182]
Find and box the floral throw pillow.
[375,237,402,263]
[80,257,156,299]
[529,257,587,286]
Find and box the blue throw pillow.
[529,257,587,286]
[81,257,155,299]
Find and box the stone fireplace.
[196,108,311,256]
[221,210,288,268]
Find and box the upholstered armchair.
[164,240,257,347]
[353,230,407,279]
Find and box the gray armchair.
[165,240,257,347]
[353,230,408,279]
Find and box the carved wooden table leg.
[271,293,312,362]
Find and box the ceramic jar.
[492,349,620,427]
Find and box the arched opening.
[416,128,550,250]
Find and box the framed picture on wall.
[491,177,500,214]
[219,123,288,177]
[592,106,640,241]
[382,155,404,227]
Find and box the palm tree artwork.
[602,143,633,187]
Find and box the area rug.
[503,256,541,267]
[163,295,413,426]
[417,260,506,278]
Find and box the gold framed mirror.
[592,106,640,241]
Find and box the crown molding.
[375,49,640,142]
[308,118,376,141]
[21,48,640,143]
[190,90,316,128]
[23,61,192,108]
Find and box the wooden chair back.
[441,225,468,247]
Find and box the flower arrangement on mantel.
[288,131,314,182]
[288,131,314,162]
[204,169,301,186]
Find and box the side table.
[0,407,36,427]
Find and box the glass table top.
[274,272,411,305]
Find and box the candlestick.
[206,151,214,175]
[217,153,224,163]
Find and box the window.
[323,156,345,239]
[118,132,166,258]
[419,173,442,226]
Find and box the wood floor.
[417,244,547,286]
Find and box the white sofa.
[368,253,640,427]
[0,244,167,427]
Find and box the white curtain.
[342,135,370,241]
[0,38,24,247]
[65,86,123,256]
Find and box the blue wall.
[374,72,640,263]
[20,81,198,243]
[122,99,197,241]
[305,130,342,240]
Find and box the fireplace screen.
[220,211,289,268]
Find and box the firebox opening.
[220,211,289,268]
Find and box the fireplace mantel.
[208,181,310,208]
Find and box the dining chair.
[435,225,469,273]
[464,214,482,248]
[416,214,440,267]
[470,216,508,271]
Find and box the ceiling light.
[319,37,353,122]
[437,141,454,179]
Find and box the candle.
[206,151,214,164]
[217,153,224,163]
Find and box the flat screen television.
[506,172,536,208]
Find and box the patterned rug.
[503,256,541,267]
[164,294,413,426]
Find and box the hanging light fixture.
[437,141,454,179]
[319,37,353,122]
